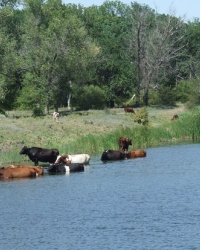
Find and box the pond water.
[1,143,200,250]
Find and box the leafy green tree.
[17,0,99,113]
[82,1,135,106]
[0,6,25,110]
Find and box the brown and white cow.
[55,153,90,165]
[53,112,60,121]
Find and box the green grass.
[1,104,199,165]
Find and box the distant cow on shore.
[124,107,135,113]
[53,112,60,121]
[171,114,179,120]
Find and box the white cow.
[53,112,59,121]
[55,154,90,165]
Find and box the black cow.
[19,146,59,165]
[101,149,126,161]
[48,163,84,173]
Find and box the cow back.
[101,150,126,161]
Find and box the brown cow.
[118,137,132,151]
[124,107,135,113]
[126,150,146,159]
[0,166,42,179]
[9,165,44,175]
[171,114,179,120]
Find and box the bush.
[157,86,176,106]
[72,85,106,110]
[133,107,148,125]
[32,107,44,117]
[174,80,193,103]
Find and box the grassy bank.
[0,104,199,165]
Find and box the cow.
[171,114,179,120]
[126,150,146,159]
[124,107,135,113]
[118,137,132,151]
[48,163,84,173]
[19,146,59,165]
[0,166,43,179]
[53,112,59,121]
[55,153,90,165]
[101,149,126,161]
[9,165,44,175]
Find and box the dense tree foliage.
[0,0,200,114]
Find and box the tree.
[17,0,99,114]
[126,3,185,106]
[82,1,135,106]
[0,5,26,110]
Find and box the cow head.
[19,146,28,155]
[126,138,132,145]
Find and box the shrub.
[133,107,148,125]
[72,85,106,110]
[32,107,44,117]
[157,86,176,106]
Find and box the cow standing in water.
[0,165,43,179]
[101,150,126,161]
[126,150,146,159]
[19,146,59,165]
[55,154,90,165]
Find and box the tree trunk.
[143,88,149,106]
[45,100,50,114]
[67,93,71,110]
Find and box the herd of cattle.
[0,137,146,179]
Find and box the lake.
[1,143,200,249]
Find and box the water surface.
[1,143,200,249]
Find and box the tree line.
[1,0,200,114]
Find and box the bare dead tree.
[127,3,185,106]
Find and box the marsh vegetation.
[1,104,200,166]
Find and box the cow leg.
[34,158,38,166]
